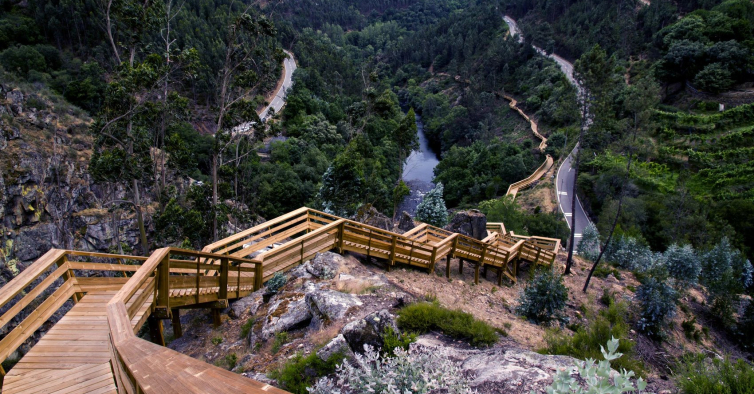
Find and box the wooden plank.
[0,249,65,309]
[0,263,69,329]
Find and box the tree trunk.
[212,152,219,242]
[133,179,149,256]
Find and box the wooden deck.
[3,290,151,394]
[0,208,561,393]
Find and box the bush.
[382,326,416,358]
[0,45,46,77]
[541,301,645,376]
[664,243,701,287]
[577,222,600,261]
[541,337,649,394]
[677,354,754,394]
[701,237,754,327]
[271,332,289,354]
[635,277,678,337]
[309,346,475,394]
[604,235,660,272]
[397,302,499,347]
[270,351,345,394]
[736,300,754,351]
[266,272,287,293]
[415,183,448,227]
[516,269,569,325]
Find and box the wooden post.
[195,256,201,305]
[337,222,345,254]
[57,255,80,304]
[483,265,488,279]
[219,257,229,301]
[388,235,397,272]
[0,364,5,391]
[497,269,503,286]
[459,258,464,275]
[254,262,264,291]
[147,314,165,346]
[157,252,170,311]
[446,255,451,278]
[474,263,480,285]
[429,247,437,275]
[211,308,222,327]
[171,308,183,339]
[236,263,241,298]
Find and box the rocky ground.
[164,248,685,393]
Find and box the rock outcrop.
[306,290,362,328]
[397,211,415,232]
[352,204,392,231]
[445,210,488,240]
[341,309,398,352]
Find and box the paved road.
[260,50,297,121]
[503,16,591,246]
[232,50,297,135]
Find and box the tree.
[210,9,280,240]
[416,183,448,227]
[577,223,600,262]
[394,108,419,176]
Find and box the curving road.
[232,50,297,135]
[503,16,591,246]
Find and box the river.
[397,115,441,216]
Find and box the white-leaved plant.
[308,345,475,394]
[539,337,653,394]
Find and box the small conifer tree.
[416,183,448,227]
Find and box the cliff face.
[0,83,150,284]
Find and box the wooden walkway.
[3,290,150,394]
[0,208,561,393]
[504,95,554,198]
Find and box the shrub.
[635,277,678,337]
[211,336,223,345]
[577,222,600,262]
[541,337,649,394]
[382,326,416,358]
[270,351,346,394]
[266,272,287,294]
[516,269,569,325]
[397,302,499,347]
[240,317,255,339]
[664,243,701,287]
[0,45,46,77]
[225,353,237,369]
[541,301,645,376]
[736,300,754,351]
[701,237,753,327]
[415,183,448,227]
[604,235,657,272]
[309,346,475,394]
[271,332,289,354]
[677,354,754,394]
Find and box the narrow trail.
[504,95,553,198]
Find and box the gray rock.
[261,292,312,339]
[341,309,397,352]
[288,261,314,279]
[6,89,23,115]
[413,335,578,394]
[242,372,277,386]
[306,252,343,279]
[306,290,362,328]
[398,211,415,232]
[230,291,264,319]
[352,204,393,231]
[334,273,389,293]
[445,210,487,240]
[317,334,354,361]
[13,223,59,262]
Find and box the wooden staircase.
[0,207,560,393]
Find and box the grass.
[269,350,346,394]
[240,317,255,339]
[271,332,289,354]
[677,354,754,394]
[397,302,500,347]
[539,300,645,377]
[382,326,416,357]
[211,336,223,345]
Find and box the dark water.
[402,116,440,183]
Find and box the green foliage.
[664,244,702,286]
[397,302,499,347]
[541,301,645,376]
[382,326,416,358]
[540,338,649,394]
[677,354,754,394]
[392,180,410,209]
[270,350,346,394]
[736,301,754,351]
[271,332,289,354]
[211,336,223,345]
[701,237,753,327]
[240,317,255,339]
[0,45,46,77]
[516,268,569,325]
[225,353,238,370]
[635,277,678,338]
[577,223,601,262]
[479,197,570,244]
[415,183,448,228]
[265,272,287,294]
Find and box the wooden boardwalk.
[0,208,561,393]
[3,290,151,394]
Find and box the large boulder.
[352,204,393,231]
[260,292,312,339]
[229,290,264,319]
[341,309,397,352]
[413,335,578,394]
[316,334,354,361]
[398,211,416,232]
[306,252,344,279]
[445,210,487,240]
[306,290,362,328]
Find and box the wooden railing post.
[57,254,80,304]
[155,251,171,318]
[337,222,345,254]
[219,257,229,301]
[254,262,264,291]
[429,247,437,274]
[389,235,397,272]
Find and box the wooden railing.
[105,247,266,393]
[0,250,148,377]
